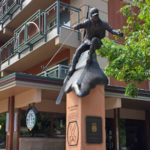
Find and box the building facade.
[0,0,150,150]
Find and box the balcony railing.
[14,9,46,52]
[0,0,22,24]
[0,37,15,63]
[46,1,80,34]
[39,64,69,79]
[0,1,80,64]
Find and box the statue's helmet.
[90,8,99,17]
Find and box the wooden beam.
[114,109,120,150]
[8,96,15,150]
[17,109,21,150]
[105,97,121,110]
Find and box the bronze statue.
[66,8,123,80]
[56,8,123,104]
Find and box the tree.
[97,0,150,97]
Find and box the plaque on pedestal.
[86,116,102,144]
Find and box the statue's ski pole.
[56,76,69,104]
[56,83,66,104]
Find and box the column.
[8,96,15,150]
[50,114,54,137]
[114,108,120,150]
[17,109,21,150]
[66,85,106,150]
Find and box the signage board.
[26,109,37,131]
[86,116,102,144]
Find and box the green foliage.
[96,0,150,97]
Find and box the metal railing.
[0,37,15,63]
[39,64,69,79]
[14,9,45,52]
[0,0,22,24]
[0,1,80,64]
[46,1,80,34]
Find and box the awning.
[0,72,63,114]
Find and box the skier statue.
[56,7,123,104]
[66,7,123,81]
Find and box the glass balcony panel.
[60,7,70,27]
[0,38,15,63]
[39,64,69,80]
[8,0,15,8]
[46,3,57,32]
[60,2,79,28]
[59,65,69,79]
[14,10,45,51]
[19,30,25,45]
[25,11,45,44]
[14,26,25,49]
[0,0,7,18]
[27,16,40,40]
[40,12,45,34]
[48,70,58,78]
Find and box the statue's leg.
[67,42,90,77]
[87,37,102,64]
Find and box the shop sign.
[26,109,37,131]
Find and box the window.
[20,111,51,137]
[20,110,66,137]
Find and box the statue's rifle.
[83,5,90,40]
[74,6,90,90]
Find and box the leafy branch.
[97,0,150,97]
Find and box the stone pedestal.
[66,85,106,150]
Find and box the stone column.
[66,85,106,150]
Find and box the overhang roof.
[0,72,62,101]
[0,72,149,101]
[105,85,150,101]
[0,72,62,87]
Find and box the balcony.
[0,0,58,44]
[14,9,45,53]
[0,1,80,73]
[0,0,23,26]
[39,64,69,80]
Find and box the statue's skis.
[74,62,90,89]
[56,61,90,104]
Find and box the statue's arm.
[104,22,123,37]
[73,20,89,30]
